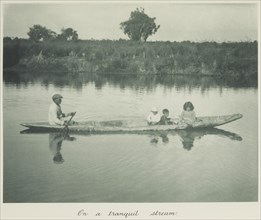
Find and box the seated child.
[159,109,173,125]
[180,101,196,125]
[147,107,161,125]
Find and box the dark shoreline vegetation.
[4,38,258,78]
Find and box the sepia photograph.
[1,0,260,219]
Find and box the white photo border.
[0,0,260,219]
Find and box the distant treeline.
[3,37,258,76]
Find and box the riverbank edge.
[3,56,257,77]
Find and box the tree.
[3,37,20,68]
[120,8,160,42]
[58,28,78,41]
[27,25,56,42]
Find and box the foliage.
[3,38,258,78]
[27,25,78,42]
[3,37,20,68]
[27,25,56,42]
[120,8,160,42]
[57,28,79,41]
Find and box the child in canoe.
[147,107,161,125]
[180,101,196,125]
[159,109,173,125]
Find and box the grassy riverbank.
[4,38,258,76]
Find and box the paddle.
[61,112,76,134]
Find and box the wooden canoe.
[20,114,243,133]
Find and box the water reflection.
[178,130,195,151]
[148,128,242,150]
[21,128,242,153]
[49,133,76,164]
[4,71,257,93]
[150,133,169,145]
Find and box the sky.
[2,2,259,42]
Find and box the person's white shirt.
[48,103,64,125]
[147,112,161,124]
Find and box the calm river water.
[3,72,258,202]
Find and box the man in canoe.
[48,94,76,126]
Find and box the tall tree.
[27,25,56,42]
[58,28,78,41]
[120,8,160,42]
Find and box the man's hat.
[52,94,63,100]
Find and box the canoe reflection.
[21,127,242,152]
[149,128,242,150]
[49,133,76,164]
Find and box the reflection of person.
[49,133,76,164]
[147,107,161,125]
[149,133,169,145]
[148,128,243,149]
[178,130,195,151]
[48,94,75,126]
[180,101,196,125]
[49,133,65,164]
[159,109,173,125]
[160,134,169,143]
[150,137,159,144]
